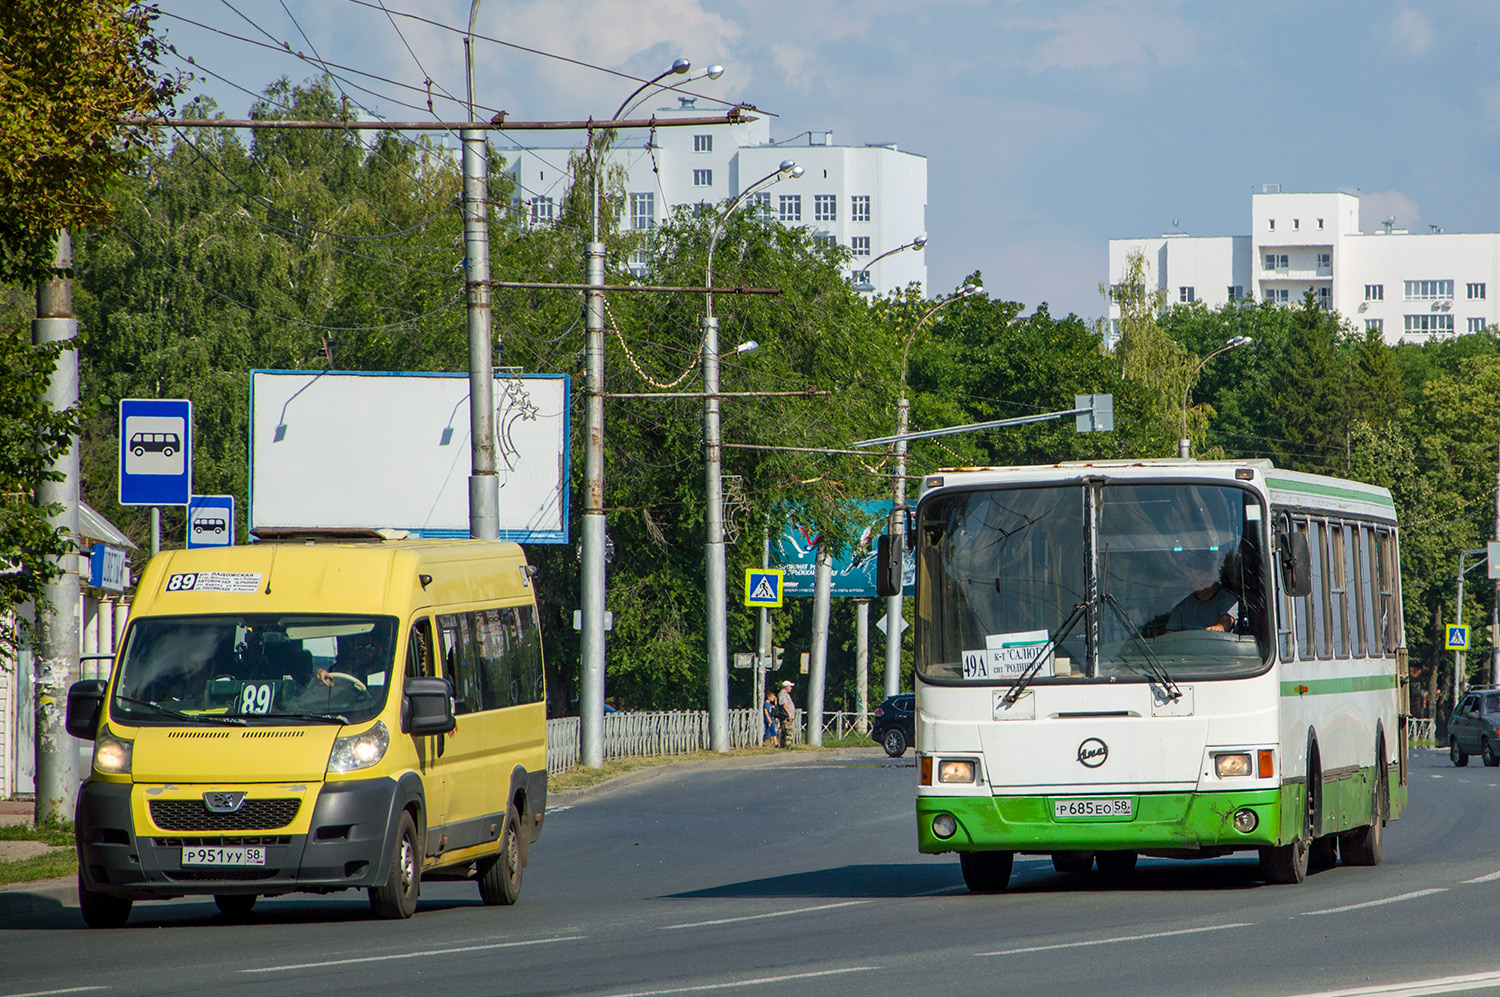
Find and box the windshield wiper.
[1102,593,1182,702]
[1002,602,1087,707]
[257,712,350,725]
[114,695,247,725]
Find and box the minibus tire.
[477,804,523,906]
[78,875,132,929]
[214,894,257,919]
[369,810,420,919]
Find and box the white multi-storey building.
[499,98,928,297]
[1107,186,1500,344]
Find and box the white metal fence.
[1406,716,1436,747]
[547,708,764,775]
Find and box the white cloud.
[1008,3,1196,73]
[1358,190,1421,235]
[1387,8,1434,57]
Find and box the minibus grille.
[150,798,301,831]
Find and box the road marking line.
[2,989,109,997]
[1464,870,1500,883]
[545,804,573,814]
[1301,888,1447,916]
[239,936,584,972]
[596,966,878,996]
[977,921,1252,956]
[1276,968,1500,996]
[660,900,871,930]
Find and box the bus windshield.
[110,614,397,725]
[916,481,1271,684]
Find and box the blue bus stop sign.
[186,495,235,549]
[119,399,192,506]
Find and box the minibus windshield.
[110,614,397,725]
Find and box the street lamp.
[579,56,701,769]
[852,234,927,293]
[704,160,803,752]
[883,282,983,697]
[1178,335,1252,459]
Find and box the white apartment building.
[498,98,928,297]
[1107,186,1500,345]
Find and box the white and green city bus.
[877,459,1408,890]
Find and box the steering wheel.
[324,671,368,692]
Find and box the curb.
[550,745,884,805]
[0,876,73,920]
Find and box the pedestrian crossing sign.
[745,569,784,608]
[1447,625,1469,650]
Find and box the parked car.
[872,693,915,757]
[1450,688,1500,766]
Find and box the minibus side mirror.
[403,676,456,736]
[1278,530,1312,598]
[66,680,108,740]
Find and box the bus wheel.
[1308,835,1338,871]
[1051,851,1093,874]
[1096,850,1138,879]
[1450,737,1469,767]
[477,804,524,906]
[78,874,132,929]
[213,894,257,919]
[369,810,420,919]
[959,851,1013,893]
[1340,745,1387,867]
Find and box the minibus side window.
[436,613,483,715]
[407,618,434,679]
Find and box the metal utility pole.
[580,230,607,767]
[806,547,832,746]
[1493,442,1499,686]
[33,230,81,824]
[855,598,870,732]
[463,9,497,541]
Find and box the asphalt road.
[4,747,1500,997]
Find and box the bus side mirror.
[876,527,904,598]
[403,676,456,736]
[1278,531,1312,598]
[66,680,108,740]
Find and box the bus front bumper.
[917,789,1284,854]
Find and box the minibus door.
[406,618,450,839]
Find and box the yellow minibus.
[67,536,548,926]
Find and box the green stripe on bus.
[1266,477,1396,510]
[1279,674,1399,697]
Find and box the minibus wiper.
[114,695,247,725]
[1002,602,1087,707]
[264,712,350,725]
[1102,593,1182,702]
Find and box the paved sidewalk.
[550,744,885,805]
[0,799,32,827]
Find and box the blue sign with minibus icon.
[119,398,192,506]
[186,495,235,549]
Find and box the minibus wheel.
[369,810,420,919]
[214,894,257,920]
[78,874,132,929]
[477,804,523,906]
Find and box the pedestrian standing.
[762,690,778,746]
[777,679,797,748]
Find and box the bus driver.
[1166,552,1239,633]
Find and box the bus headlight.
[938,759,977,784]
[328,721,390,774]
[1214,753,1252,778]
[932,813,958,839]
[1233,808,1259,833]
[93,730,133,775]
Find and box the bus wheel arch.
[1260,733,1320,885]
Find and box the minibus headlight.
[1214,753,1252,778]
[328,721,390,774]
[938,759,976,784]
[93,729,133,775]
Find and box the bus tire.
[477,804,524,906]
[959,850,1013,893]
[1096,850,1138,878]
[1340,741,1387,867]
[1051,851,1094,874]
[1262,752,1317,885]
[213,894,257,919]
[1450,737,1469,767]
[369,809,420,919]
[78,874,132,929]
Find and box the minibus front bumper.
[76,778,407,899]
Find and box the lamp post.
[852,234,927,293]
[884,282,983,697]
[704,160,803,752]
[580,56,700,769]
[462,0,497,541]
[1178,335,1253,459]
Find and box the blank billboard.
[250,371,569,542]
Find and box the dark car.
[871,693,915,757]
[1450,688,1500,766]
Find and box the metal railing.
[547,708,764,775]
[1406,716,1436,748]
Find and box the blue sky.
[153,1,1500,321]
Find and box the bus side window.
[1328,523,1349,659]
[1293,519,1312,660]
[1307,519,1331,659]
[1376,529,1398,654]
[1343,524,1363,658]
[1359,527,1379,656]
